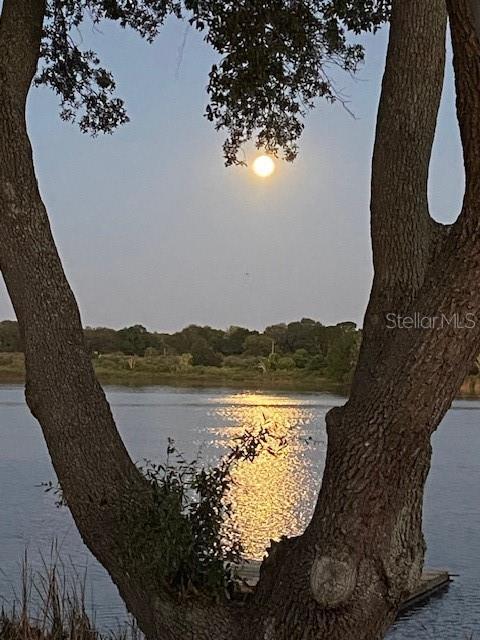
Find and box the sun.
[252,155,276,178]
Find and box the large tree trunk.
[0,3,239,639]
[0,2,164,637]
[1,0,480,639]
[248,3,480,638]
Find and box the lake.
[0,384,479,638]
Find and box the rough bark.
[247,1,480,638]
[0,3,239,639]
[1,0,480,639]
[353,0,448,394]
[0,2,160,636]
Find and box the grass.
[95,364,342,391]
[0,352,346,392]
[0,551,139,640]
[0,354,25,384]
[1,351,479,396]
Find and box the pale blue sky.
[0,17,464,332]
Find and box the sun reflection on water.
[206,392,327,560]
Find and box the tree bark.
[1,0,480,639]
[0,3,239,639]
[353,0,448,394]
[0,1,160,635]
[248,1,480,638]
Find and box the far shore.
[0,353,347,394]
[0,352,479,397]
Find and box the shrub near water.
[27,433,270,638]
[123,434,271,599]
[42,434,272,601]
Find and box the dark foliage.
[127,428,288,596]
[38,1,390,160]
[1,318,361,379]
[40,430,284,600]
[36,1,180,134]
[190,336,223,367]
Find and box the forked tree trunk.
[1,0,480,639]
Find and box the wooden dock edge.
[398,570,451,613]
[236,562,451,613]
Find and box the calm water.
[0,384,479,637]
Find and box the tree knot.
[310,553,357,608]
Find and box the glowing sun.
[252,155,275,178]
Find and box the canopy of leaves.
[38,0,390,162]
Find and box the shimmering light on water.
[207,393,326,559]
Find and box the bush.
[144,347,160,358]
[190,338,222,367]
[0,353,13,366]
[293,349,309,368]
[277,356,296,370]
[326,332,360,383]
[122,432,275,598]
[42,430,282,603]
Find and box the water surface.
[0,385,478,637]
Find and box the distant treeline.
[0,318,361,383]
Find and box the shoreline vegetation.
[0,351,347,392]
[0,318,362,390]
[0,318,479,395]
[0,351,478,397]
[0,551,139,640]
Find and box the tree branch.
[0,0,46,98]
[370,0,447,299]
[352,0,447,394]
[448,0,480,218]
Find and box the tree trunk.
[0,2,165,637]
[0,3,239,639]
[248,2,480,638]
[1,0,480,639]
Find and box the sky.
[0,16,465,332]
